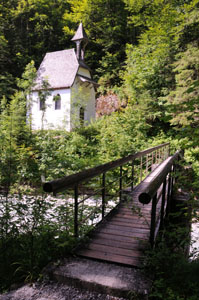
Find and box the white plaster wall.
[77,68,96,124]
[71,75,95,129]
[29,68,95,131]
[78,67,91,78]
[30,89,71,131]
[84,85,96,124]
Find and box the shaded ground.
[0,281,127,300]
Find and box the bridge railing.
[43,143,170,238]
[138,150,182,247]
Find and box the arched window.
[80,107,85,125]
[39,99,45,110]
[39,91,45,110]
[53,94,61,110]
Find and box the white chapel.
[30,23,98,131]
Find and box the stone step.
[44,256,150,299]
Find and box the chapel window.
[54,94,61,110]
[80,107,85,125]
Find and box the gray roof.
[33,49,79,90]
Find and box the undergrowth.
[144,168,199,300]
[0,193,76,292]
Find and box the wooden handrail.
[43,143,170,194]
[138,150,182,205]
[129,149,183,247]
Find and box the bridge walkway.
[43,144,180,268]
[76,156,173,267]
[76,193,160,267]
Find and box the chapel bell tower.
[71,22,89,61]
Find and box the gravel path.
[0,281,127,300]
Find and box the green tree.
[63,0,137,90]
[0,61,39,192]
[165,44,199,129]
[0,0,70,101]
[122,0,195,136]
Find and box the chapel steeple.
[71,23,89,61]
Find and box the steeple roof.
[32,24,97,91]
[71,22,88,42]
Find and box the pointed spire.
[71,22,89,42]
[71,23,89,61]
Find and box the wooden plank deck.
[76,160,169,267]
[76,197,152,267]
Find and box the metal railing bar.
[77,187,104,204]
[78,206,102,226]
[160,179,167,229]
[145,157,154,164]
[102,173,106,218]
[154,216,161,242]
[83,174,135,193]
[77,197,87,205]
[106,176,123,185]
[140,156,143,181]
[74,185,78,238]
[43,143,170,194]
[150,193,157,247]
[122,178,134,187]
[131,160,134,191]
[119,166,123,202]
[166,172,172,216]
[104,167,150,187]
[104,193,119,199]
[155,190,162,204]
[156,183,164,203]
[106,186,129,199]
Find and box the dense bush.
[0,193,75,291]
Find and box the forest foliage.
[1,0,199,298]
[1,0,199,181]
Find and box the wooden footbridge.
[44,143,182,267]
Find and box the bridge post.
[155,150,158,164]
[102,173,106,218]
[131,160,134,191]
[74,184,79,238]
[119,166,123,202]
[166,171,172,217]
[146,154,148,173]
[43,142,171,242]
[140,156,143,181]
[150,193,157,247]
[160,178,167,229]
